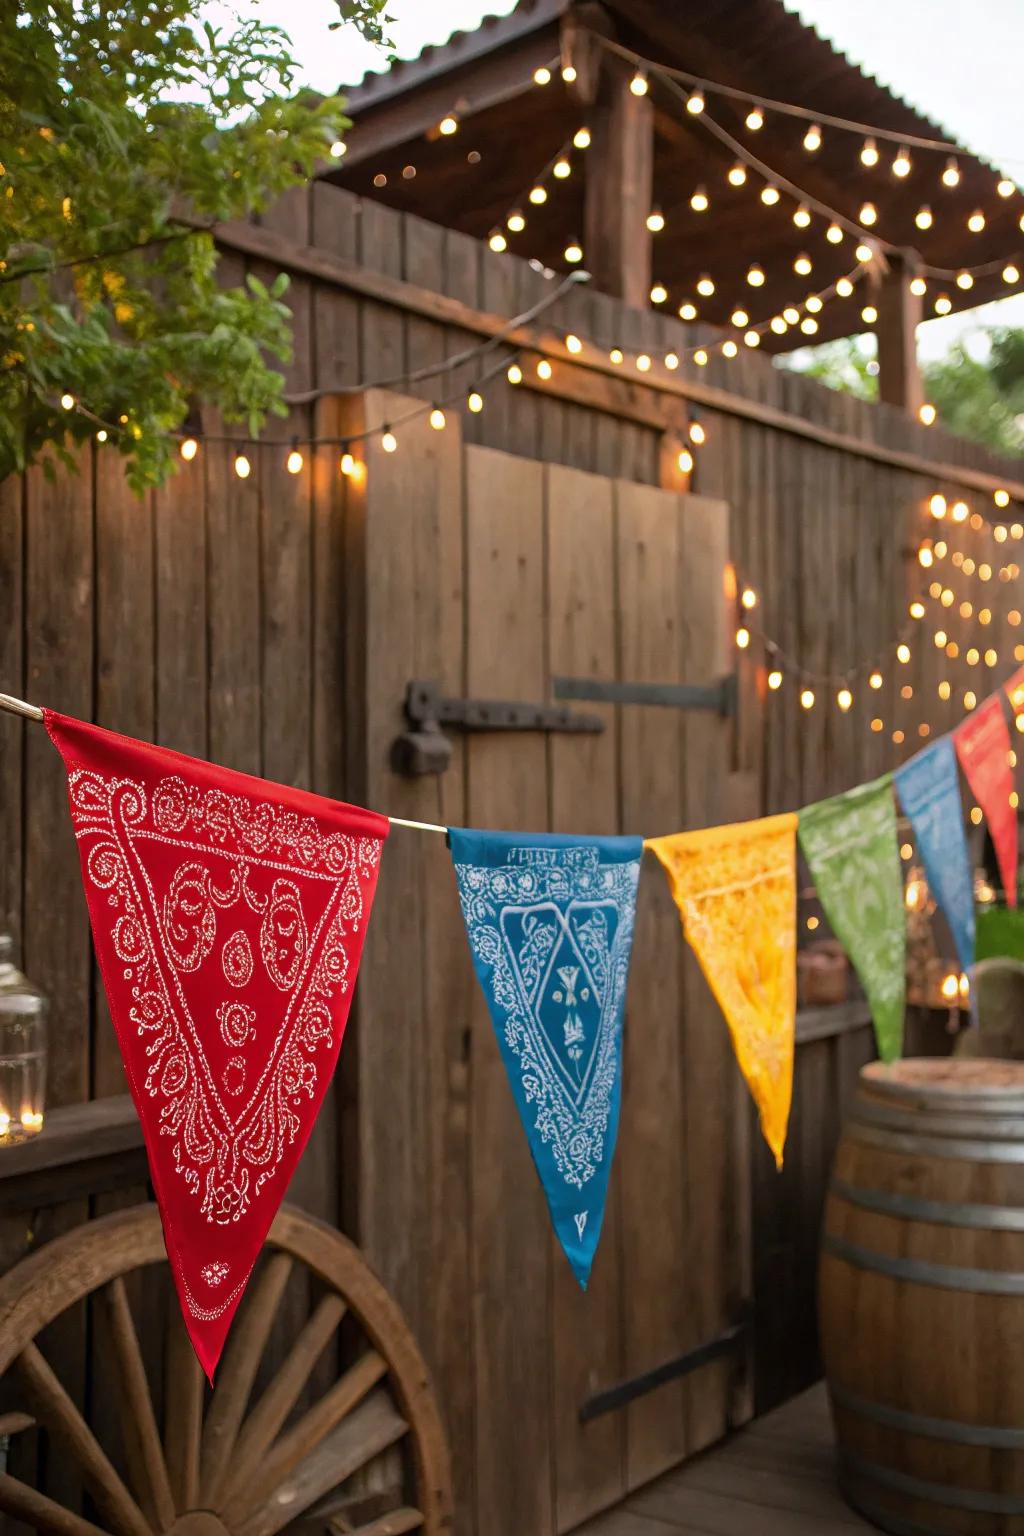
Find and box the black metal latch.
[392,679,605,777]
[554,673,737,717]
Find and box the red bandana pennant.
[45,712,388,1379]
[955,694,1017,908]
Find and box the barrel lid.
[862,1057,1024,1111]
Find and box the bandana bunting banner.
[646,814,797,1169]
[449,829,642,1287]
[45,711,388,1379]
[799,775,906,1063]
[895,737,976,974]
[956,695,1018,908]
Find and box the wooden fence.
[0,178,1018,1530]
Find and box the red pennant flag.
[45,712,388,1378]
[955,694,1017,908]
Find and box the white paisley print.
[63,767,381,1262]
[454,844,639,1192]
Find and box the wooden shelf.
[0,1096,147,1211]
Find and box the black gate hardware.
[553,674,737,718]
[578,1318,748,1423]
[392,679,605,777]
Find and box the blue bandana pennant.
[449,829,642,1287]
[895,736,975,973]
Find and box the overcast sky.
[206,0,1024,357]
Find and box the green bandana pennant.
[799,773,906,1061]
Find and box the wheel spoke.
[16,1343,153,1536]
[99,1277,175,1529]
[228,1350,388,1519]
[236,1389,409,1536]
[346,1508,424,1536]
[0,1470,114,1536]
[215,1290,345,1507]
[163,1309,203,1512]
[199,1251,293,1505]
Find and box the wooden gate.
[336,390,753,1536]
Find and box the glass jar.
[0,935,47,1142]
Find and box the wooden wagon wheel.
[0,1203,452,1536]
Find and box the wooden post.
[876,256,924,415]
[583,58,654,307]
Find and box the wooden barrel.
[820,1058,1024,1536]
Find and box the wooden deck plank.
[577,1386,875,1536]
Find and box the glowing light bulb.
[918,546,934,568]
[760,184,780,206]
[330,140,347,158]
[677,448,694,474]
[507,363,523,384]
[234,453,251,479]
[507,210,526,232]
[736,627,750,649]
[646,207,665,232]
[995,488,1011,508]
[631,70,649,96]
[790,207,812,233]
[956,271,974,291]
[837,688,853,711]
[679,302,697,321]
[826,222,844,244]
[722,339,739,357]
[941,157,960,188]
[909,601,925,618]
[689,421,706,445]
[665,351,680,370]
[783,306,800,325]
[800,688,815,710]
[286,447,303,474]
[553,157,571,179]
[914,205,933,232]
[804,124,822,152]
[573,127,591,149]
[998,177,1016,198]
[429,407,447,430]
[951,500,969,522]
[381,429,398,454]
[968,209,986,233]
[687,90,705,114]
[934,294,952,314]
[565,333,583,355]
[859,202,878,227]
[806,295,823,313]
[919,403,937,426]
[746,105,764,130]
[694,349,708,367]
[340,451,356,476]
[489,230,507,253]
[910,276,927,296]
[180,437,198,462]
[897,643,911,663]
[727,163,747,188]
[467,391,483,413]
[635,353,651,372]
[741,587,757,610]
[650,283,668,304]
[691,186,710,212]
[836,277,854,297]
[533,66,552,86]
[768,669,783,690]
[770,315,788,335]
[794,253,812,275]
[871,718,883,732]
[562,64,577,83]
[856,242,874,263]
[744,330,761,348]
[95,429,108,443]
[609,348,624,365]
[746,264,765,287]
[731,307,749,327]
[564,240,583,263]
[941,973,959,1001]
[60,392,75,410]
[929,492,947,519]
[892,147,911,178]
[861,305,878,324]
[439,115,458,136]
[871,671,883,690]
[1004,265,1021,285]
[939,680,951,700]
[860,137,879,167]
[696,274,715,296]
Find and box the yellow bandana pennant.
[646,813,798,1168]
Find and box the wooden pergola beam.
[584,57,654,306]
[876,255,924,415]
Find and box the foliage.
[333,0,394,49]
[923,330,1024,456]
[785,327,1024,458]
[0,1,353,491]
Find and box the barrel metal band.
[823,1232,1024,1294]
[831,1380,1024,1449]
[830,1177,1024,1233]
[852,1100,1024,1142]
[840,1448,1024,1514]
[847,1119,1024,1164]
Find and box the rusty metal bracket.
[553,673,737,717]
[391,679,605,776]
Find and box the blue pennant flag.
[896,736,975,973]
[449,829,642,1287]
